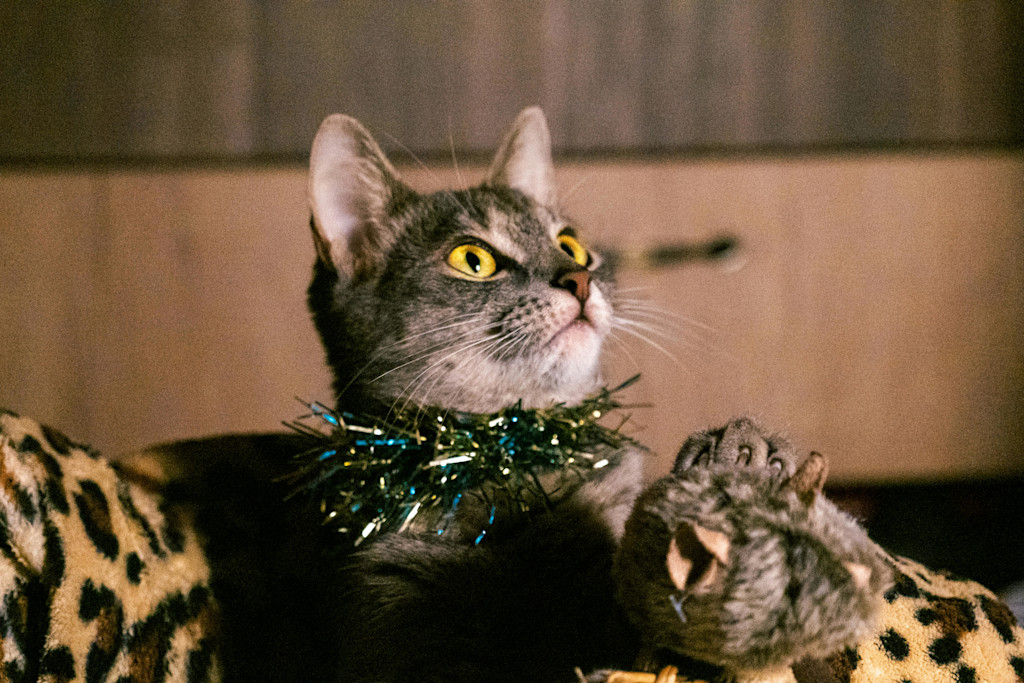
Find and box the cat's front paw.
[673,417,798,477]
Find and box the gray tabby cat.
[307,107,645,681]
[147,110,886,683]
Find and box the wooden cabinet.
[2,153,1021,483]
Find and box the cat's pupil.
[467,251,481,272]
[560,244,574,258]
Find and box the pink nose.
[556,270,591,303]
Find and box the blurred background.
[1,2,1022,590]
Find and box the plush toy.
[594,419,1024,683]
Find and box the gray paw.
[673,417,799,477]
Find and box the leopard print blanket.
[0,410,218,682]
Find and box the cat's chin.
[420,345,605,415]
[547,318,601,353]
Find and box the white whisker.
[614,299,720,333]
[448,112,468,193]
[369,323,497,385]
[609,322,681,366]
[604,331,642,372]
[377,129,469,213]
[389,331,509,412]
[561,171,592,203]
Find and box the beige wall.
[1,152,1022,483]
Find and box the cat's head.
[306,107,615,414]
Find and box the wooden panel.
[1,153,1022,484]
[2,1,1021,160]
[0,169,332,453]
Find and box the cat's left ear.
[486,106,558,208]
[308,114,411,280]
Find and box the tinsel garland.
[285,376,639,547]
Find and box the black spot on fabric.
[186,638,217,683]
[116,481,165,558]
[74,479,119,561]
[885,570,920,602]
[162,509,187,554]
[924,596,977,636]
[3,587,36,673]
[3,480,36,524]
[977,594,1018,644]
[186,585,213,620]
[1010,656,1024,677]
[3,661,27,683]
[41,519,66,586]
[929,634,962,665]
[40,646,76,678]
[880,629,910,660]
[40,423,74,455]
[16,435,42,454]
[954,665,976,683]
[165,590,189,624]
[917,607,939,626]
[126,552,144,584]
[79,579,117,621]
[3,437,40,522]
[79,579,124,683]
[124,591,194,683]
[0,509,10,556]
[37,450,69,515]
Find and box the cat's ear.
[785,451,829,506]
[486,106,557,208]
[666,522,730,592]
[308,114,411,280]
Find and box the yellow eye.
[447,243,498,279]
[557,233,589,267]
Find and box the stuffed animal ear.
[486,106,558,209]
[843,561,872,590]
[308,114,412,280]
[785,451,829,506]
[666,522,730,592]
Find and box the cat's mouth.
[547,313,599,350]
[547,292,612,349]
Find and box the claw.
[655,665,679,683]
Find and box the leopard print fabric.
[0,409,219,682]
[599,554,1024,683]
[825,555,1024,683]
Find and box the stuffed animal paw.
[612,420,892,682]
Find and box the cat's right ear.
[308,114,410,280]
[486,106,558,208]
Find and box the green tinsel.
[285,376,639,547]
